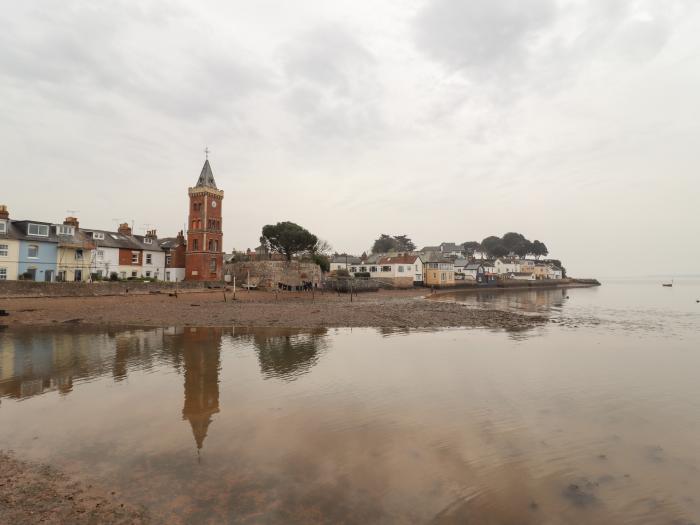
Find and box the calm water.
[1,280,700,524]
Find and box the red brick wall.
[119,248,142,266]
[186,191,224,281]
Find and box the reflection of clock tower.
[186,153,224,281]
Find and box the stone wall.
[0,280,221,298]
[226,261,322,290]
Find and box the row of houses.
[0,205,187,282]
[330,252,563,288]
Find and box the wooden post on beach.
[247,270,250,294]
[233,275,236,301]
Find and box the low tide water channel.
[1,280,700,524]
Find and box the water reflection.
[0,326,329,452]
[438,287,569,315]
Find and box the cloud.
[280,25,383,140]
[0,0,273,122]
[413,0,694,99]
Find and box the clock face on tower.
[211,201,217,208]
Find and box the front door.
[44,270,53,282]
[74,270,82,282]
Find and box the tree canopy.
[371,234,415,254]
[260,221,318,261]
[479,233,549,259]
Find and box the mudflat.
[1,288,550,330]
[0,451,149,525]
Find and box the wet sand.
[1,288,550,331]
[0,451,149,525]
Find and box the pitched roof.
[465,263,483,270]
[331,255,362,264]
[378,255,420,265]
[453,258,468,267]
[196,159,217,189]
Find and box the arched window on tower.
[208,240,213,251]
[193,239,198,250]
[214,240,218,251]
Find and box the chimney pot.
[0,205,8,220]
[118,223,132,236]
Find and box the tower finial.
[204,146,210,160]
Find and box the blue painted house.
[13,220,59,281]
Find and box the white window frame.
[146,253,152,265]
[0,267,6,280]
[57,225,75,236]
[92,232,105,240]
[97,250,104,260]
[144,238,153,245]
[131,252,139,264]
[0,244,7,257]
[0,221,6,234]
[28,244,39,258]
[28,223,49,237]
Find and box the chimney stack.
[64,216,79,229]
[118,223,132,236]
[0,205,8,220]
[146,229,157,239]
[176,230,185,245]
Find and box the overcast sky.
[2,0,699,277]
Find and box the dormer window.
[57,225,75,236]
[92,232,105,240]
[28,223,49,237]
[144,238,153,244]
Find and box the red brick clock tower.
[186,154,224,281]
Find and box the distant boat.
[662,279,674,287]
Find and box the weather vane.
[204,146,210,160]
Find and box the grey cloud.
[0,0,273,122]
[414,0,557,78]
[413,0,694,95]
[280,26,383,140]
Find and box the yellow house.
[0,207,20,281]
[533,262,549,280]
[424,259,455,288]
[55,217,95,282]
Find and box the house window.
[360,266,366,272]
[382,266,391,272]
[0,268,6,280]
[28,244,39,258]
[132,271,137,277]
[0,244,7,257]
[57,225,74,236]
[131,252,139,264]
[92,232,105,240]
[146,253,152,264]
[398,266,404,273]
[213,240,218,251]
[166,255,172,266]
[208,240,213,251]
[0,221,6,234]
[209,258,217,272]
[145,271,151,277]
[370,266,377,273]
[97,250,104,260]
[350,267,357,273]
[144,238,153,245]
[165,271,171,280]
[75,249,83,260]
[28,223,49,236]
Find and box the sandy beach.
[0,287,556,331]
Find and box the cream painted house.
[0,212,20,281]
